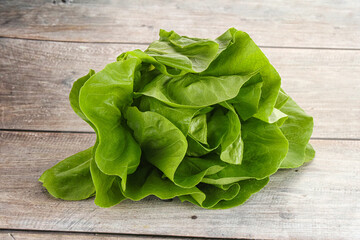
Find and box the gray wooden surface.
[1,0,359,48]
[0,230,180,240]
[0,0,359,239]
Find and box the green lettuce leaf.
[79,59,142,189]
[39,147,95,200]
[279,95,314,168]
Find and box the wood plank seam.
[0,229,243,240]
[1,36,360,51]
[1,129,360,141]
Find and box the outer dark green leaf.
[79,59,142,189]
[39,147,95,200]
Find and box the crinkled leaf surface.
[40,28,315,209]
[79,59,142,189]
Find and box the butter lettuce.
[39,28,314,209]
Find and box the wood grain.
[0,0,359,48]
[0,131,359,239]
[1,38,359,138]
[0,230,184,240]
[1,1,359,239]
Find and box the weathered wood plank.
[0,0,359,48]
[1,38,359,138]
[0,131,359,239]
[0,230,183,240]
[0,38,132,133]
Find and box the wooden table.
[1,1,359,239]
